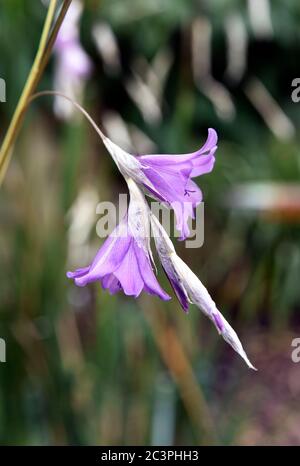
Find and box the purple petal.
[114,242,144,297]
[67,221,132,287]
[189,151,216,177]
[171,201,195,241]
[141,166,191,204]
[162,262,189,312]
[101,274,122,295]
[183,179,202,206]
[141,182,166,203]
[59,42,92,78]
[212,311,224,333]
[199,128,218,154]
[134,243,171,301]
[54,0,82,48]
[141,152,215,179]
[143,167,202,240]
[138,128,217,169]
[137,130,217,239]
[81,235,131,286]
[66,266,90,280]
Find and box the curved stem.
[29,90,106,140]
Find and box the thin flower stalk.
[0,0,72,185]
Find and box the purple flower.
[54,0,92,78]
[56,41,92,79]
[99,129,217,240]
[54,0,92,119]
[67,217,170,300]
[138,128,217,239]
[67,179,170,301]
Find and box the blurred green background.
[1,0,300,446]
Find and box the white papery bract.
[151,213,256,370]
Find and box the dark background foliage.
[0,0,300,445]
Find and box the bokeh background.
[1,0,300,446]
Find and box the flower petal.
[67,266,90,280]
[171,198,200,240]
[141,165,202,240]
[113,241,144,297]
[133,242,171,301]
[67,220,132,287]
[137,130,217,239]
[139,128,217,170]
[199,128,218,154]
[189,151,216,177]
[173,255,256,369]
[141,166,190,202]
[101,274,122,294]
[162,263,189,312]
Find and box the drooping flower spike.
[31,92,255,369]
[67,178,170,301]
[32,90,216,239]
[100,129,217,240]
[150,213,256,370]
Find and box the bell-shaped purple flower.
[138,128,217,239]
[67,219,169,299]
[67,179,170,301]
[99,129,217,240]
